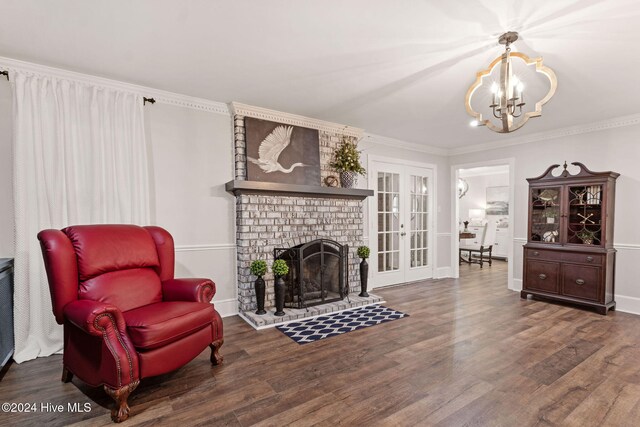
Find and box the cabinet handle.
[575,279,585,285]
[538,274,547,280]
[586,256,594,263]
[533,251,540,256]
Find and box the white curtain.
[11,70,150,363]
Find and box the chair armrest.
[64,300,128,336]
[63,300,139,387]
[161,278,216,303]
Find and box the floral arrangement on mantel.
[331,136,366,188]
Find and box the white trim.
[367,155,438,287]
[513,237,527,243]
[450,113,640,156]
[615,243,640,250]
[0,56,230,115]
[451,157,515,292]
[212,298,238,318]
[174,243,236,252]
[437,232,452,237]
[511,279,523,292]
[362,133,448,156]
[239,301,386,330]
[459,169,510,178]
[229,102,363,138]
[616,295,640,316]
[436,266,452,278]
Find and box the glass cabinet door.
[567,184,603,246]
[530,187,561,243]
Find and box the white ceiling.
[1,0,639,149]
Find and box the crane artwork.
[247,125,307,174]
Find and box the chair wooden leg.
[61,366,73,383]
[104,381,140,423]
[209,338,224,365]
[489,248,493,266]
[479,251,483,268]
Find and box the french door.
[370,161,434,287]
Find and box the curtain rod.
[0,70,155,105]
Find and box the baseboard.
[436,266,452,278]
[213,298,238,318]
[511,278,523,291]
[615,295,640,316]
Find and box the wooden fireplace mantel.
[225,180,374,200]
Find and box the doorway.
[451,159,515,290]
[368,156,436,288]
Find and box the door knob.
[575,279,585,285]
[400,232,406,236]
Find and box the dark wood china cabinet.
[521,162,619,314]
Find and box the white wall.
[144,103,237,316]
[459,172,509,223]
[359,137,452,277]
[0,83,13,258]
[449,124,640,314]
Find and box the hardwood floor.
[2,261,640,426]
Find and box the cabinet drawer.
[525,248,557,262]
[562,265,601,302]
[525,260,560,294]
[561,252,604,265]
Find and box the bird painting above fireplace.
[245,117,321,185]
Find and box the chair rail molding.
[174,243,236,252]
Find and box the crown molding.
[449,113,640,156]
[362,133,449,156]
[0,56,229,115]
[230,102,363,138]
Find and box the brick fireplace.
[227,103,378,325]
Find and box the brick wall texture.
[234,115,365,312]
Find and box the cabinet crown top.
[527,162,620,183]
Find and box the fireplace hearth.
[275,239,348,309]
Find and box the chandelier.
[465,32,557,133]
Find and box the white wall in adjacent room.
[0,83,13,258]
[144,102,237,316]
[458,172,509,223]
[449,123,640,314]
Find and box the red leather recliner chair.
[37,225,224,423]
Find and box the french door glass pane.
[410,175,429,268]
[377,172,400,272]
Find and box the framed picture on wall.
[245,117,321,185]
[486,186,509,215]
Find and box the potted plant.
[357,246,370,297]
[330,136,366,188]
[271,259,289,316]
[577,229,595,245]
[542,206,559,224]
[250,260,268,315]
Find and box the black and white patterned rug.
[276,305,408,344]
